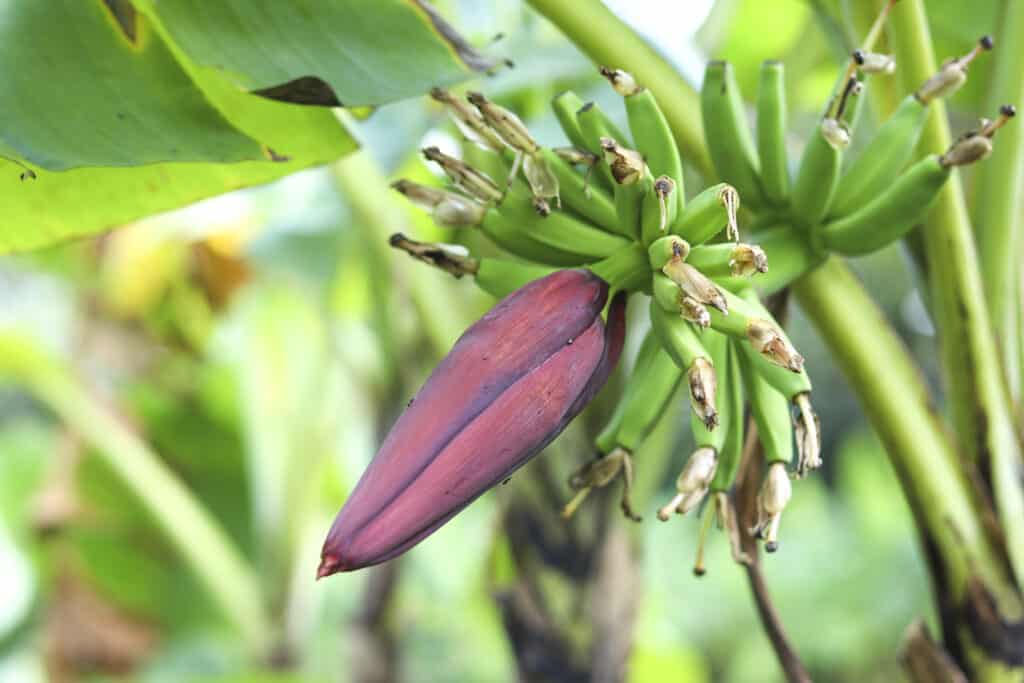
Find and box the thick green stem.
[525,0,714,180]
[795,262,1024,681]
[972,0,1024,404]
[0,335,273,654]
[890,0,1024,588]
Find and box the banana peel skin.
[319,270,626,576]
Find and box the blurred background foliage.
[0,0,1005,681]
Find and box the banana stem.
[972,0,1024,405]
[524,0,714,180]
[0,335,273,654]
[795,261,1024,680]
[889,0,1024,589]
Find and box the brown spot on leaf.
[100,0,137,43]
[252,76,342,107]
[410,0,498,73]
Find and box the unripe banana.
[710,341,745,492]
[493,186,633,260]
[602,67,686,216]
[672,182,740,244]
[649,301,718,428]
[475,259,558,299]
[820,155,949,256]
[615,342,684,453]
[595,330,659,455]
[578,101,632,192]
[829,94,928,218]
[598,137,650,239]
[702,61,763,206]
[689,330,730,451]
[791,123,842,225]
[478,211,592,267]
[756,61,790,206]
[707,289,805,374]
[791,76,862,224]
[640,175,677,245]
[538,148,619,232]
[738,344,793,466]
[686,242,768,280]
[588,243,651,293]
[552,91,614,195]
[652,271,711,328]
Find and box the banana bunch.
[386,0,1015,571]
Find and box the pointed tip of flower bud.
[317,553,343,579]
[322,270,614,572]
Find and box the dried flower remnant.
[746,320,804,372]
[915,35,994,104]
[729,243,769,277]
[793,393,822,477]
[422,146,504,204]
[657,447,718,520]
[940,105,1016,167]
[430,87,506,152]
[688,358,719,429]
[563,447,641,522]
[599,136,646,185]
[752,463,792,552]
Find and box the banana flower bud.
[319,270,626,575]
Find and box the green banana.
[710,341,745,492]
[707,289,805,374]
[829,94,928,218]
[478,210,591,266]
[791,122,843,225]
[649,301,718,428]
[702,61,763,206]
[539,148,619,232]
[640,175,677,245]
[686,242,768,280]
[820,155,948,256]
[552,91,614,195]
[601,67,686,217]
[672,182,740,244]
[475,259,558,299]
[577,100,632,193]
[597,136,650,239]
[727,225,821,296]
[494,186,633,260]
[588,243,651,293]
[594,330,660,455]
[791,77,862,224]
[756,61,790,206]
[734,289,819,476]
[615,343,685,453]
[739,343,793,466]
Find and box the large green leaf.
[0,0,263,170]
[132,0,496,106]
[0,99,355,252]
